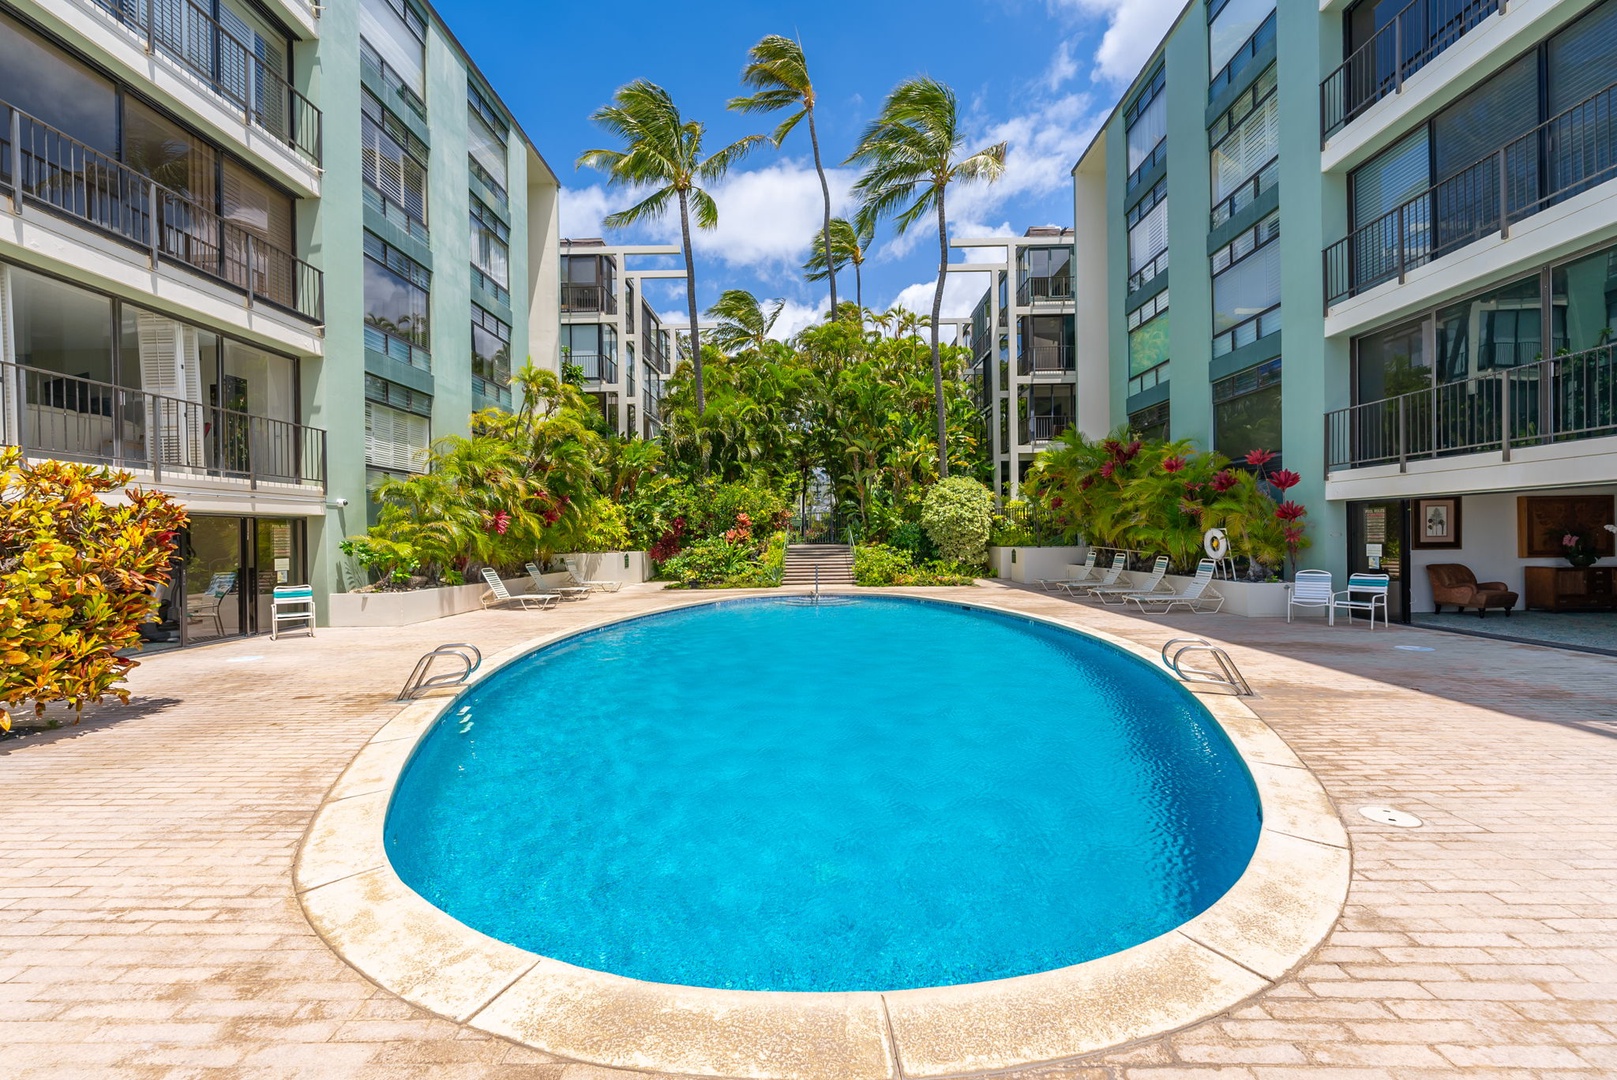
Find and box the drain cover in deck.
[1359,806,1423,827]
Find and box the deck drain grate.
[1359,805,1423,828]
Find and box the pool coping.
[294,589,1351,1080]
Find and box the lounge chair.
[1058,551,1127,596]
[1330,572,1390,628]
[1285,569,1333,623]
[1037,550,1097,591]
[563,557,622,593]
[1094,555,1171,605]
[270,584,316,639]
[480,567,558,610]
[1125,559,1225,613]
[524,562,590,601]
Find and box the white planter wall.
[556,551,650,585]
[327,582,493,627]
[1152,574,1291,618]
[987,546,1088,582]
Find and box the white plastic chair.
[524,562,590,600]
[1094,554,1171,605]
[481,567,558,610]
[563,557,622,592]
[1125,559,1225,613]
[1285,569,1334,623]
[1059,551,1127,596]
[1037,550,1097,591]
[269,584,316,639]
[1330,573,1390,628]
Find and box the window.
[467,85,510,202]
[563,325,618,382]
[469,198,511,300]
[1128,290,1170,377]
[124,98,218,208]
[1124,66,1167,184]
[1349,126,1429,229]
[1436,273,1544,380]
[9,265,117,386]
[1211,211,1281,356]
[1022,384,1075,443]
[1355,318,1429,404]
[1129,401,1171,442]
[1551,239,1617,353]
[362,90,429,233]
[363,232,431,368]
[1213,358,1282,464]
[471,305,511,387]
[1548,0,1617,114]
[1209,64,1277,224]
[359,0,425,100]
[364,400,430,474]
[0,11,118,153]
[364,373,432,415]
[219,0,292,137]
[1208,0,1275,91]
[1127,178,1168,290]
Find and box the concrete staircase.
[781,544,854,587]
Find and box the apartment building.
[954,228,1088,498]
[559,239,681,439]
[0,0,560,644]
[1073,0,1617,619]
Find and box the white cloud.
[1044,39,1079,91]
[770,298,828,341]
[1054,0,1185,84]
[558,184,619,239]
[887,268,996,322]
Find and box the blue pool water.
[385,597,1261,993]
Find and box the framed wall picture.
[1412,497,1462,549]
[1517,495,1617,558]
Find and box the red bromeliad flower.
[1283,524,1307,545]
[1268,469,1301,491]
[1123,439,1142,461]
[1051,496,1064,509]
[1245,448,1276,468]
[1211,469,1239,493]
[1162,455,1188,474]
[1098,461,1116,480]
[487,510,511,535]
[1079,476,1094,491]
[1101,437,1122,458]
[1274,500,1307,522]
[1183,480,1205,494]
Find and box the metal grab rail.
[0,101,323,322]
[397,643,483,701]
[1161,637,1253,697]
[88,0,322,165]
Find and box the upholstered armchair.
[1425,563,1518,617]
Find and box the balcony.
[562,283,617,314]
[1324,77,1617,311]
[88,0,321,166]
[1017,345,1076,375]
[642,334,670,375]
[1321,0,1499,143]
[1021,414,1073,445]
[1325,343,1617,472]
[2,360,326,491]
[573,352,618,384]
[0,102,324,323]
[1016,275,1073,306]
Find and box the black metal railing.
[573,352,618,384]
[561,283,616,314]
[1,102,323,322]
[1325,342,1617,470]
[1018,346,1076,374]
[1324,77,1617,309]
[1211,155,1278,230]
[1021,414,1073,443]
[1213,303,1281,358]
[89,0,321,165]
[1016,275,1073,305]
[360,39,427,122]
[643,335,670,375]
[1210,9,1277,102]
[1,361,325,488]
[1321,0,1499,142]
[1127,248,1169,295]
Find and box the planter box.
[988,546,1088,584]
[556,551,650,585]
[1150,573,1291,618]
[327,581,494,627]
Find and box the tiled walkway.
[2,583,1615,1079]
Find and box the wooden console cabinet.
[1523,566,1617,612]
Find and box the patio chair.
[563,557,622,593]
[524,562,590,601]
[1285,569,1333,623]
[186,571,236,637]
[269,584,316,639]
[1093,555,1172,606]
[480,567,559,611]
[1058,551,1127,596]
[1330,572,1390,629]
[1125,559,1225,613]
[1037,550,1097,591]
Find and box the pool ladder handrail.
[397,643,483,701]
[1160,637,1253,697]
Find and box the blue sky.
[442,0,1180,335]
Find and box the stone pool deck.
[2,581,1615,1079]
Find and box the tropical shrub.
[658,538,758,588]
[853,543,977,587]
[886,520,935,561]
[338,536,421,589]
[0,449,187,731]
[921,476,993,567]
[575,499,631,552]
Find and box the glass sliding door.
[1347,500,1411,623]
[250,518,303,634]
[183,516,246,643]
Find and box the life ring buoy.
[1204,528,1229,560]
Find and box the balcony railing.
[562,283,617,314]
[1,102,324,323]
[1,361,326,489]
[642,335,670,375]
[1210,9,1276,102]
[1021,414,1073,444]
[1016,275,1073,305]
[1324,77,1617,310]
[1321,0,1499,142]
[89,0,321,166]
[1211,155,1278,230]
[1213,303,1281,358]
[1017,346,1076,375]
[1127,248,1169,295]
[572,352,618,384]
[1325,343,1617,471]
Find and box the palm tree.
[846,78,1005,478]
[803,217,874,315]
[578,81,763,415]
[705,289,784,355]
[729,35,838,316]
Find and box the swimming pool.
[385,596,1262,993]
